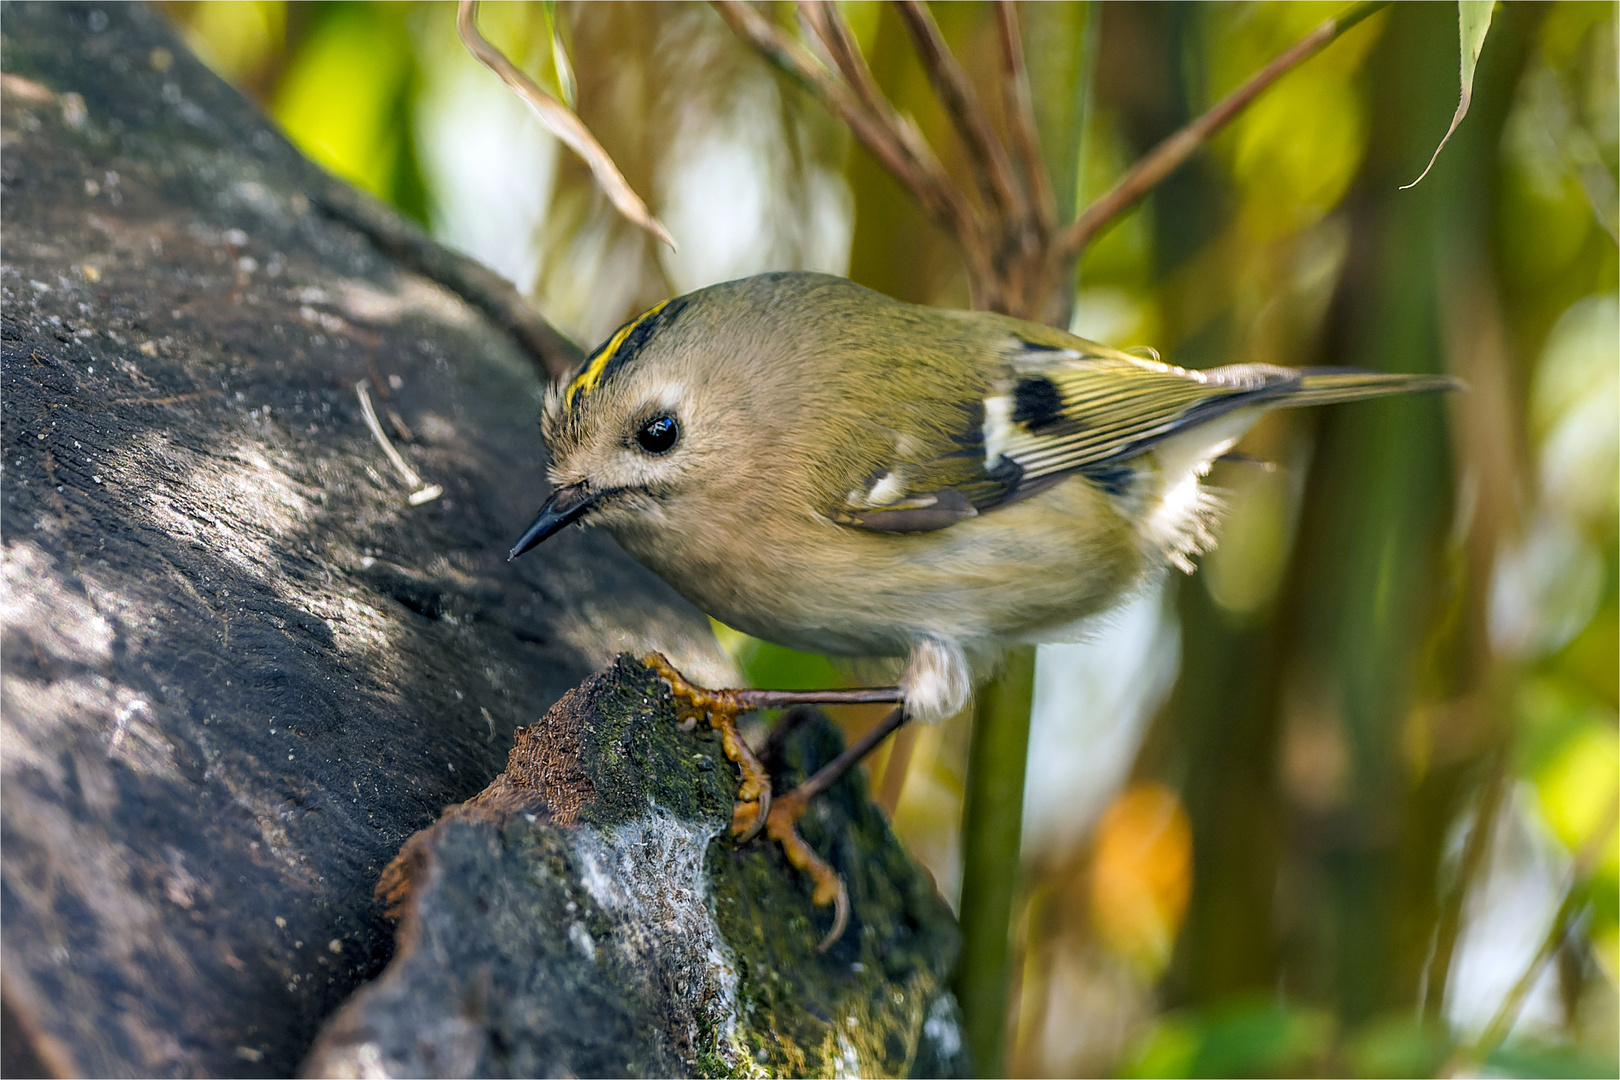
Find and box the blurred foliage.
[161,1,1618,1076]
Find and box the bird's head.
[507,272,900,562]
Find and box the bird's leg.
[766,704,909,950]
[642,653,907,945]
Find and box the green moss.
[575,655,738,829]
[578,656,968,1077]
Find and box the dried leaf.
[457,0,675,251]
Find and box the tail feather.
[1284,369,1462,408]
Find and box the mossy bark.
[306,657,968,1079]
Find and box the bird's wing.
[829,334,1299,533]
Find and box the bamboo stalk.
[953,646,1037,1077]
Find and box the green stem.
[953,645,1037,1077]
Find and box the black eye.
[635,414,680,455]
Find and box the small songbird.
[510,271,1454,939]
[513,271,1454,725]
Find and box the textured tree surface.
[0,5,964,1078]
[306,657,967,1079]
[1,4,718,1075]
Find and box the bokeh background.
[157,2,1618,1076]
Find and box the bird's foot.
[765,787,849,952]
[643,652,772,841]
[643,653,908,948]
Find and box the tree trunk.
[1,3,722,1074]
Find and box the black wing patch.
[1012,377,1066,430]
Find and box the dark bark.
[1,6,965,1077]
[0,4,724,1075]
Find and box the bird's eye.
[635,414,680,455]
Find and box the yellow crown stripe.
[563,299,671,412]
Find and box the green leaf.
[1402,0,1496,189]
[543,0,577,111]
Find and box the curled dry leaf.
[456,0,676,252]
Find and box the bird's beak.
[508,482,601,561]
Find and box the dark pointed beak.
[508,483,601,561]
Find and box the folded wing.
[830,333,1455,534]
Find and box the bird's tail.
[1283,369,1462,408]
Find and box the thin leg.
[767,705,910,950]
[642,652,909,946]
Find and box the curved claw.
[766,788,852,948]
[645,652,773,841]
[735,780,771,844]
[816,877,851,952]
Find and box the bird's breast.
[604,473,1148,660]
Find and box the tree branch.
[457,0,676,252]
[893,0,1028,226]
[1056,0,1388,261]
[995,2,1054,232]
[796,0,966,233]
[797,1,887,129]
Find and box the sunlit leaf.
[171,0,285,88]
[543,0,577,110]
[1532,722,1619,874]
[1230,68,1369,235]
[1402,0,1496,189]
[271,6,413,203]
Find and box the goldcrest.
[512,272,1455,722]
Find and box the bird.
[509,270,1456,940]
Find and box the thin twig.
[1056,0,1388,260]
[713,2,927,205]
[799,2,986,238]
[797,2,984,245]
[798,1,887,127]
[894,0,1028,225]
[710,0,990,284]
[356,379,442,506]
[995,2,1054,232]
[457,0,676,252]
